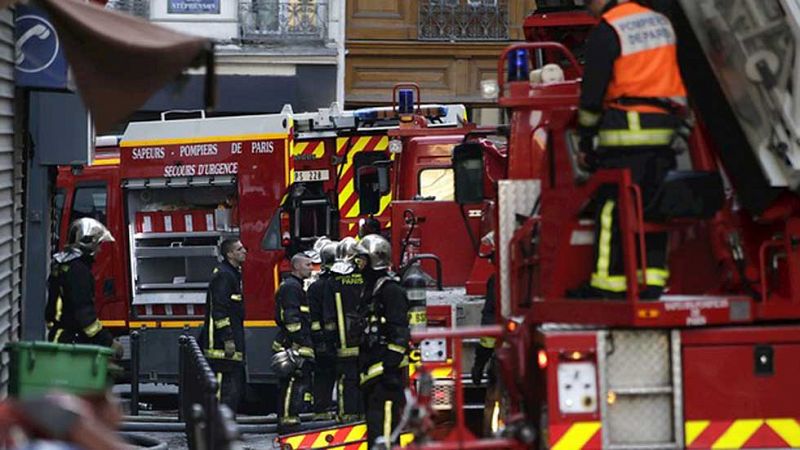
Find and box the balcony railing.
[106,0,150,18]
[418,0,509,41]
[239,0,329,43]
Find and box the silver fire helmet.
[67,218,115,256]
[320,241,338,267]
[354,234,391,270]
[313,236,332,254]
[270,348,299,377]
[336,237,358,261]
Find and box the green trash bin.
[5,341,113,398]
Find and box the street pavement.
[133,431,277,450]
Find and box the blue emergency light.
[354,108,380,121]
[507,49,529,82]
[398,89,415,115]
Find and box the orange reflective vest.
[602,2,687,114]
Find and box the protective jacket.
[46,249,113,346]
[578,1,687,149]
[200,260,245,366]
[359,271,410,387]
[273,274,315,360]
[324,269,365,359]
[308,271,334,357]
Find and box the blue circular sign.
[15,14,60,74]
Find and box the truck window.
[262,209,282,251]
[418,168,455,201]
[70,185,108,225]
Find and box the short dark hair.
[220,238,240,259]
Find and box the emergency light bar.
[354,105,449,121]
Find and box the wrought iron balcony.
[106,0,150,18]
[239,0,329,43]
[418,0,509,41]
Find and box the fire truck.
[399,1,800,450]
[54,100,474,386]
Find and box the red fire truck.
[402,1,800,449]
[54,101,475,385]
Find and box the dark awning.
[8,0,214,132]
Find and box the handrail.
[496,42,583,98]
[178,335,240,450]
[406,326,530,450]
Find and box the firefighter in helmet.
[46,218,118,351]
[199,238,247,413]
[272,253,315,432]
[323,236,366,422]
[471,231,496,386]
[354,234,409,447]
[571,0,688,299]
[309,238,338,420]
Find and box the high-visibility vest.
[602,2,687,114]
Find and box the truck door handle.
[103,278,115,297]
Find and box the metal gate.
[0,9,23,394]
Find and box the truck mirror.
[374,160,392,196]
[357,165,381,215]
[452,142,484,204]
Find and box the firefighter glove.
[579,133,595,154]
[578,135,598,172]
[224,340,236,358]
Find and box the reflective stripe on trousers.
[384,400,393,445]
[591,199,670,291]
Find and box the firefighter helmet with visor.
[320,241,337,267]
[354,234,391,271]
[336,237,358,261]
[67,218,115,256]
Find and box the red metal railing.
[404,326,527,450]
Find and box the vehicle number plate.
[294,169,330,182]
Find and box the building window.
[240,0,329,42]
[418,0,508,41]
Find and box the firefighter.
[309,239,338,420]
[46,218,119,352]
[354,234,409,448]
[273,253,315,432]
[572,0,687,300]
[471,232,496,386]
[323,237,366,422]
[199,238,247,413]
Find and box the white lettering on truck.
[251,141,274,154]
[179,143,218,157]
[131,147,165,160]
[197,162,238,176]
[164,165,197,177]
